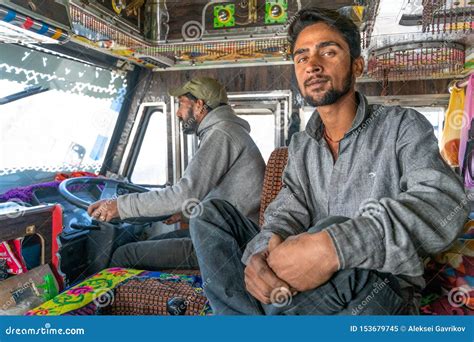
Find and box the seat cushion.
[101,271,210,315]
[259,147,288,227]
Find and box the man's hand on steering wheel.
[60,177,171,223]
[87,199,120,222]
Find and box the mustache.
[304,76,330,87]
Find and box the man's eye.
[297,56,308,64]
[322,51,335,57]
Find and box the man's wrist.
[310,230,340,272]
[115,195,129,219]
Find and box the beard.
[304,69,353,107]
[181,107,198,135]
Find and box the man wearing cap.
[88,77,266,270]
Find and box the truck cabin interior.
[0,0,472,316]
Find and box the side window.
[237,112,276,162]
[179,93,291,166]
[232,96,290,163]
[131,110,168,185]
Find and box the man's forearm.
[117,189,183,219]
[325,172,468,277]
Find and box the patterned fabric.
[258,147,288,227]
[101,271,211,316]
[26,269,212,316]
[420,294,473,315]
[425,221,474,289]
[421,221,474,315]
[26,268,142,315]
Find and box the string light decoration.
[367,41,465,81]
[69,4,144,49]
[136,38,290,63]
[422,0,474,33]
[356,0,380,49]
[70,2,290,68]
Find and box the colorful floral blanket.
[26,268,142,315]
[421,221,474,315]
[26,268,211,316]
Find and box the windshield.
[0,44,127,191]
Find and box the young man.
[88,77,265,270]
[190,8,468,314]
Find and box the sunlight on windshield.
[0,79,122,175]
[0,80,24,98]
[0,45,127,177]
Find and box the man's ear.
[196,99,205,111]
[352,56,365,78]
[195,99,207,118]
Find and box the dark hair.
[183,92,213,111]
[288,7,361,61]
[183,92,198,102]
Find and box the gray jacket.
[243,92,468,289]
[117,105,266,223]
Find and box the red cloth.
[55,171,97,182]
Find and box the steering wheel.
[58,177,171,224]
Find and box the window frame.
[171,90,292,174]
[119,102,174,188]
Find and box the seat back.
[258,147,289,227]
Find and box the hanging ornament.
[368,41,465,81]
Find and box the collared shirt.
[242,92,467,290]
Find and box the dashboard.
[31,186,99,238]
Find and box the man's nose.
[306,53,323,74]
